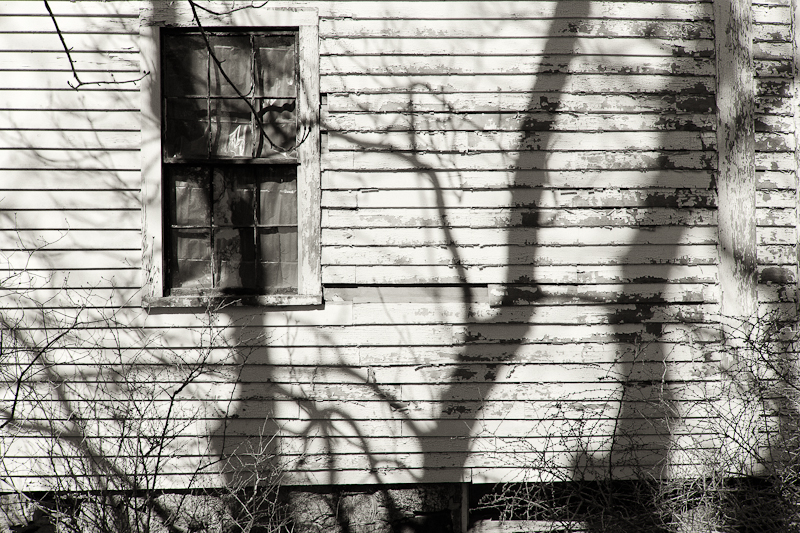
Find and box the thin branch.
[0,314,79,430]
[44,0,149,90]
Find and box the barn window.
[140,9,320,307]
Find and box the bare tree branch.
[44,0,149,89]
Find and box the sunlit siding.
[0,0,794,490]
[317,0,720,483]
[0,2,141,302]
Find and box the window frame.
[140,5,320,308]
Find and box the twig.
[44,0,149,89]
[0,315,78,429]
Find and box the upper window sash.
[140,4,320,308]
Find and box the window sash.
[161,30,299,163]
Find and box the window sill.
[143,293,323,309]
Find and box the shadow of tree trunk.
[415,0,593,483]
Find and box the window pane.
[163,34,207,97]
[209,35,253,97]
[259,227,297,290]
[171,229,212,289]
[212,167,255,226]
[255,99,296,155]
[210,99,253,158]
[259,169,297,226]
[164,99,209,159]
[255,36,296,97]
[214,227,256,289]
[169,166,210,226]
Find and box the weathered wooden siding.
[0,0,796,490]
[317,0,722,484]
[754,0,798,304]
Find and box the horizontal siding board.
[323,151,715,171]
[754,41,793,58]
[322,188,717,209]
[1,249,139,270]
[321,37,714,57]
[0,16,137,34]
[0,70,146,90]
[8,374,719,405]
[0,229,140,250]
[319,18,713,39]
[756,189,796,206]
[758,171,797,189]
[315,2,714,20]
[327,93,717,113]
[758,207,796,226]
[0,51,138,71]
[0,268,139,288]
[321,74,715,94]
[323,112,715,133]
[321,244,720,266]
[0,109,141,131]
[322,226,718,247]
[753,4,791,22]
[0,149,139,170]
[0,170,140,190]
[322,75,775,97]
[757,151,796,170]
[0,190,139,210]
[0,33,137,52]
[349,302,719,326]
[41,342,702,367]
[323,170,716,190]
[320,55,715,76]
[754,23,791,40]
[323,207,718,228]
[757,226,796,244]
[0,210,139,230]
[326,131,716,152]
[20,361,719,388]
[1,3,138,16]
[1,130,141,150]
[756,115,795,132]
[0,89,138,110]
[755,58,794,77]
[758,244,797,264]
[323,265,720,285]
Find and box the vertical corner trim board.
[715,0,758,322]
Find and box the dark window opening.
[162,29,299,295]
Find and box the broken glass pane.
[163,34,207,97]
[164,98,209,159]
[210,98,252,158]
[169,166,210,226]
[255,99,296,155]
[255,36,296,97]
[171,229,212,289]
[209,35,253,97]
[212,166,255,226]
[214,227,256,289]
[259,171,297,226]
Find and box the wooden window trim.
[140,5,321,308]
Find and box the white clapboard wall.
[0,0,795,490]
